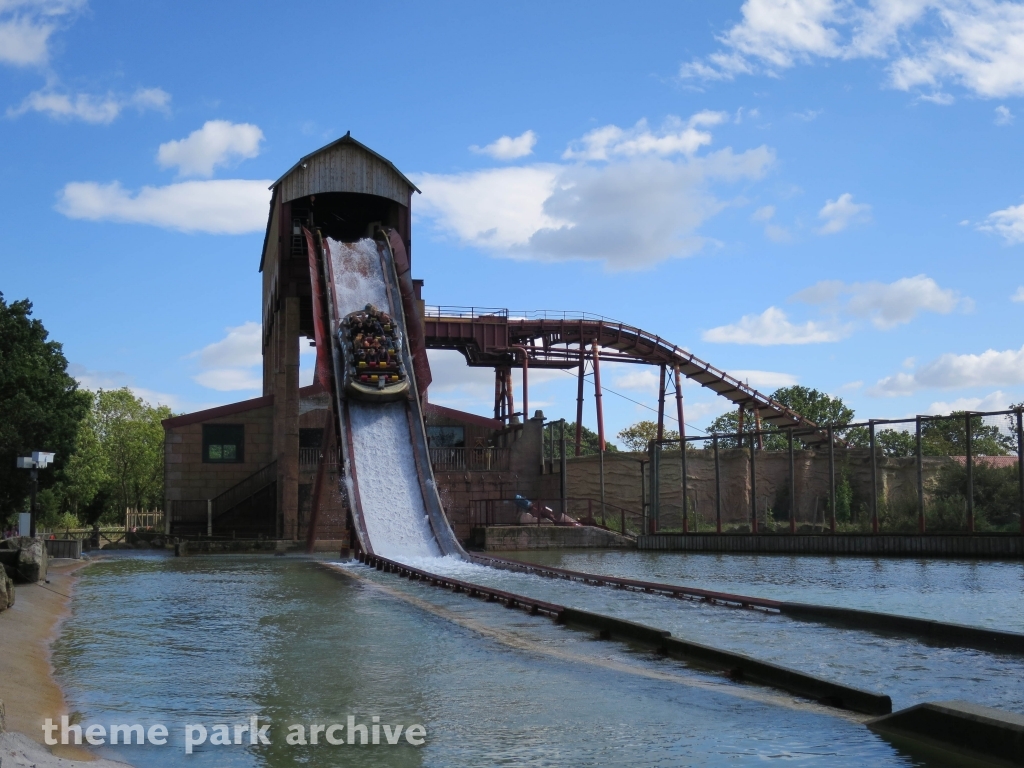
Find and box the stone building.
[162,135,546,545]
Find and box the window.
[203,424,245,463]
[299,428,324,448]
[426,425,465,448]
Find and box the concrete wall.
[434,416,546,543]
[476,525,633,550]
[164,405,274,505]
[638,533,1024,557]
[559,449,959,529]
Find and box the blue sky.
[3,0,1024,440]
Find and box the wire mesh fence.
[642,408,1024,536]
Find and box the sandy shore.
[0,557,117,763]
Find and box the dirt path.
[0,558,101,761]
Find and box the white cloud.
[188,322,264,392]
[613,369,661,392]
[926,391,1010,415]
[193,368,262,392]
[192,321,262,369]
[682,1,1024,100]
[563,113,727,161]
[917,91,955,105]
[68,362,206,411]
[979,201,1024,244]
[817,192,871,234]
[157,120,264,177]
[0,0,84,67]
[793,274,968,329]
[56,178,273,234]
[425,349,562,414]
[870,343,1024,395]
[995,105,1014,125]
[415,114,775,270]
[8,86,170,123]
[470,130,537,160]
[414,165,566,250]
[702,306,846,345]
[751,203,792,241]
[1012,286,1024,302]
[728,369,799,390]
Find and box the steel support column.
[575,344,585,457]
[869,421,878,534]
[675,366,688,534]
[559,420,567,520]
[713,434,721,534]
[593,341,605,520]
[1017,410,1024,534]
[966,412,974,533]
[657,364,667,442]
[788,428,796,534]
[750,432,758,534]
[828,424,836,534]
[916,416,925,533]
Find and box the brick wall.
[164,405,275,505]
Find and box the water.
[496,550,1024,633]
[326,237,441,560]
[54,553,956,767]
[392,554,1024,714]
[348,401,440,559]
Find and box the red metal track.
[423,307,828,444]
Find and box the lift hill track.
[422,306,828,446]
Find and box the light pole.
[16,452,55,538]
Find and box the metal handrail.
[429,446,510,471]
[211,460,277,518]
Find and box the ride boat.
[339,304,410,402]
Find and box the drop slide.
[307,231,465,560]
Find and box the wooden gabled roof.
[270,132,420,204]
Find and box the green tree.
[547,421,617,456]
[0,293,90,517]
[616,420,680,451]
[93,388,170,516]
[59,396,110,513]
[876,428,916,457]
[921,412,1013,456]
[706,386,865,449]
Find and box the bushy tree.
[876,428,916,457]
[0,293,90,517]
[616,420,680,452]
[546,421,617,456]
[93,388,170,516]
[706,386,865,449]
[920,412,1013,456]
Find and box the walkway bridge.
[423,306,829,447]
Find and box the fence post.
[1018,409,1024,535]
[869,420,878,534]
[653,442,662,533]
[640,459,648,534]
[788,428,796,534]
[828,424,836,534]
[559,420,567,521]
[916,416,925,533]
[750,432,758,533]
[713,435,721,534]
[681,438,689,534]
[206,499,212,537]
[965,412,974,533]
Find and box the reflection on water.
[499,550,1024,632]
[55,554,963,767]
